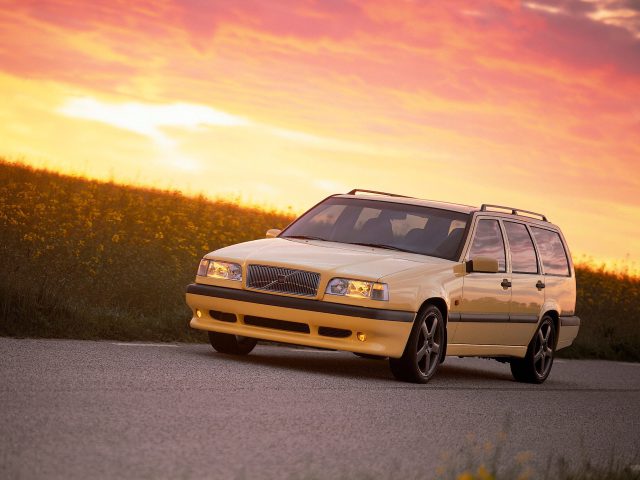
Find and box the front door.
[453,218,512,345]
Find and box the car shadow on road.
[185,344,516,385]
[192,347,392,381]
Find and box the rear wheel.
[389,305,444,383]
[510,316,555,383]
[208,331,258,355]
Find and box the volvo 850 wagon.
[185,189,580,383]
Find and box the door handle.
[536,280,545,290]
[501,279,512,289]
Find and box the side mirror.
[266,228,282,238]
[466,256,499,274]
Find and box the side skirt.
[446,344,527,358]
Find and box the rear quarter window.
[531,227,570,276]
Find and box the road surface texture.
[1,338,639,479]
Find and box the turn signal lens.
[357,332,367,342]
[197,259,209,276]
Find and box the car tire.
[389,305,444,383]
[208,331,258,355]
[510,315,556,384]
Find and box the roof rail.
[480,204,548,222]
[346,189,413,198]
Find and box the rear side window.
[467,219,506,272]
[504,222,538,274]
[531,227,570,276]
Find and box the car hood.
[208,238,451,280]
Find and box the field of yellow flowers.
[0,160,638,361]
[0,160,294,342]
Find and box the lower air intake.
[318,326,352,338]
[243,316,310,334]
[210,310,237,323]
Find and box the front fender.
[380,261,463,315]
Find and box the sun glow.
[0,0,639,268]
[58,97,249,147]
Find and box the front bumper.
[185,283,415,358]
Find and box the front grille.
[246,264,320,297]
[244,316,310,333]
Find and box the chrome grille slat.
[246,265,320,297]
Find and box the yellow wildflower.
[476,464,494,480]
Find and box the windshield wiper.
[347,242,416,253]
[283,235,327,241]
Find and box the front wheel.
[208,331,258,355]
[389,305,444,383]
[510,316,556,384]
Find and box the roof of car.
[334,190,554,226]
[333,193,477,214]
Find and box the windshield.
[280,197,470,260]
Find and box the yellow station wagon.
[186,189,580,383]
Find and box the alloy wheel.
[533,321,554,378]
[416,312,441,377]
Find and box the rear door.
[453,217,511,345]
[502,221,544,346]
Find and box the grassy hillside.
[1,160,638,361]
[0,161,294,342]
[560,267,640,361]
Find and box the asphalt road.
[1,338,639,479]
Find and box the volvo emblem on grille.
[277,274,287,284]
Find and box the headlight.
[325,278,389,301]
[196,259,242,281]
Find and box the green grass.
[1,159,638,361]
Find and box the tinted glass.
[288,203,346,238]
[281,197,470,260]
[504,222,538,274]
[531,227,570,276]
[467,219,506,272]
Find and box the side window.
[467,219,506,272]
[504,222,538,274]
[531,227,570,276]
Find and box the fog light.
[195,309,202,318]
[357,332,366,342]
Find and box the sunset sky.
[1,0,639,271]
